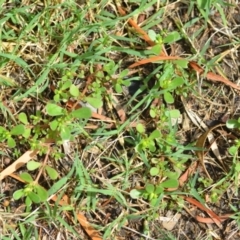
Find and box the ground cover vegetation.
[0,0,240,239]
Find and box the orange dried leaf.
[189,61,240,91]
[51,194,102,240]
[129,56,184,68]
[195,214,231,224]
[185,197,222,228]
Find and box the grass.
[0,0,240,239]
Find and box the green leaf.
[174,59,189,68]
[50,120,59,131]
[150,109,156,118]
[145,184,155,194]
[149,129,161,139]
[45,166,58,180]
[25,196,32,206]
[119,69,129,78]
[163,31,181,44]
[27,161,41,171]
[22,128,31,139]
[28,192,41,203]
[60,127,71,140]
[71,107,91,119]
[130,189,142,199]
[70,84,80,97]
[229,145,238,155]
[164,171,179,179]
[148,142,156,152]
[136,123,145,133]
[161,179,179,188]
[18,112,28,124]
[0,126,7,133]
[155,185,164,194]
[147,44,162,55]
[13,189,24,200]
[165,109,180,118]
[115,83,122,93]
[35,185,48,201]
[85,97,103,108]
[61,80,72,90]
[46,103,64,116]
[10,124,25,135]
[226,119,239,129]
[8,137,16,148]
[148,29,157,41]
[150,167,159,176]
[20,172,33,183]
[164,91,174,104]
[169,77,184,89]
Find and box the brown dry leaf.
[51,194,102,240]
[116,4,155,47]
[128,56,183,69]
[76,212,102,240]
[185,197,222,228]
[189,61,240,91]
[195,214,232,224]
[0,150,38,181]
[161,212,181,230]
[195,124,225,179]
[178,161,198,187]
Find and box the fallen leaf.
[51,194,102,240]
[185,197,222,228]
[0,150,38,181]
[189,61,240,91]
[128,56,183,69]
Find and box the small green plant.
[130,179,178,206]
[27,160,58,180]
[0,124,25,148]
[13,173,48,207]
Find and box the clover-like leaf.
[165,109,180,118]
[150,167,159,176]
[226,119,239,129]
[71,107,91,119]
[28,191,41,203]
[164,91,174,104]
[18,112,29,124]
[20,172,33,183]
[163,31,181,44]
[35,185,48,201]
[136,123,145,133]
[27,161,41,171]
[11,124,25,135]
[161,179,179,188]
[145,184,155,194]
[25,196,32,206]
[60,127,71,140]
[86,97,103,109]
[7,137,16,148]
[45,165,58,180]
[70,84,80,97]
[50,119,59,131]
[13,189,24,200]
[46,103,64,116]
[130,189,142,199]
[149,129,161,140]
